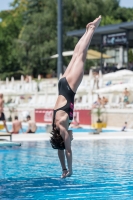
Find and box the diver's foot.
[61,169,68,178]
[86,15,101,30]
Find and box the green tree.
[0,0,26,79]
[16,0,57,77]
[0,0,133,78]
[114,7,133,22]
[128,50,133,63]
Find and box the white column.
[118,46,123,68]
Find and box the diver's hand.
[61,169,68,178]
[65,170,73,177]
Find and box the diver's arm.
[68,130,73,141]
[60,126,72,176]
[58,149,68,178]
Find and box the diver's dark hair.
[50,129,65,150]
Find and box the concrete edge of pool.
[0,132,133,142]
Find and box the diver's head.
[50,129,65,150]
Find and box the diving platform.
[0,133,21,147]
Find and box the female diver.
[50,16,102,178]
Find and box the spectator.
[92,95,102,108]
[0,107,9,133]
[121,122,127,132]
[11,116,23,134]
[123,88,130,105]
[74,98,77,103]
[93,70,99,89]
[78,96,82,103]
[71,116,81,128]
[0,93,4,109]
[25,115,37,133]
[101,96,108,107]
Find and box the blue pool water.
[1,140,133,199]
[3,124,118,133]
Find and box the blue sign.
[103,32,127,46]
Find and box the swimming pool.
[0,140,133,199]
[3,124,118,133]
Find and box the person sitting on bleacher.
[92,95,102,108]
[123,88,130,105]
[101,96,108,107]
[71,116,81,129]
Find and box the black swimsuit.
[52,77,75,129]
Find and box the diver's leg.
[62,30,88,77]
[65,16,101,92]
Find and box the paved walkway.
[1,132,132,141]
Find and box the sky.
[0,0,133,11]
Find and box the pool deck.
[0,132,133,141]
